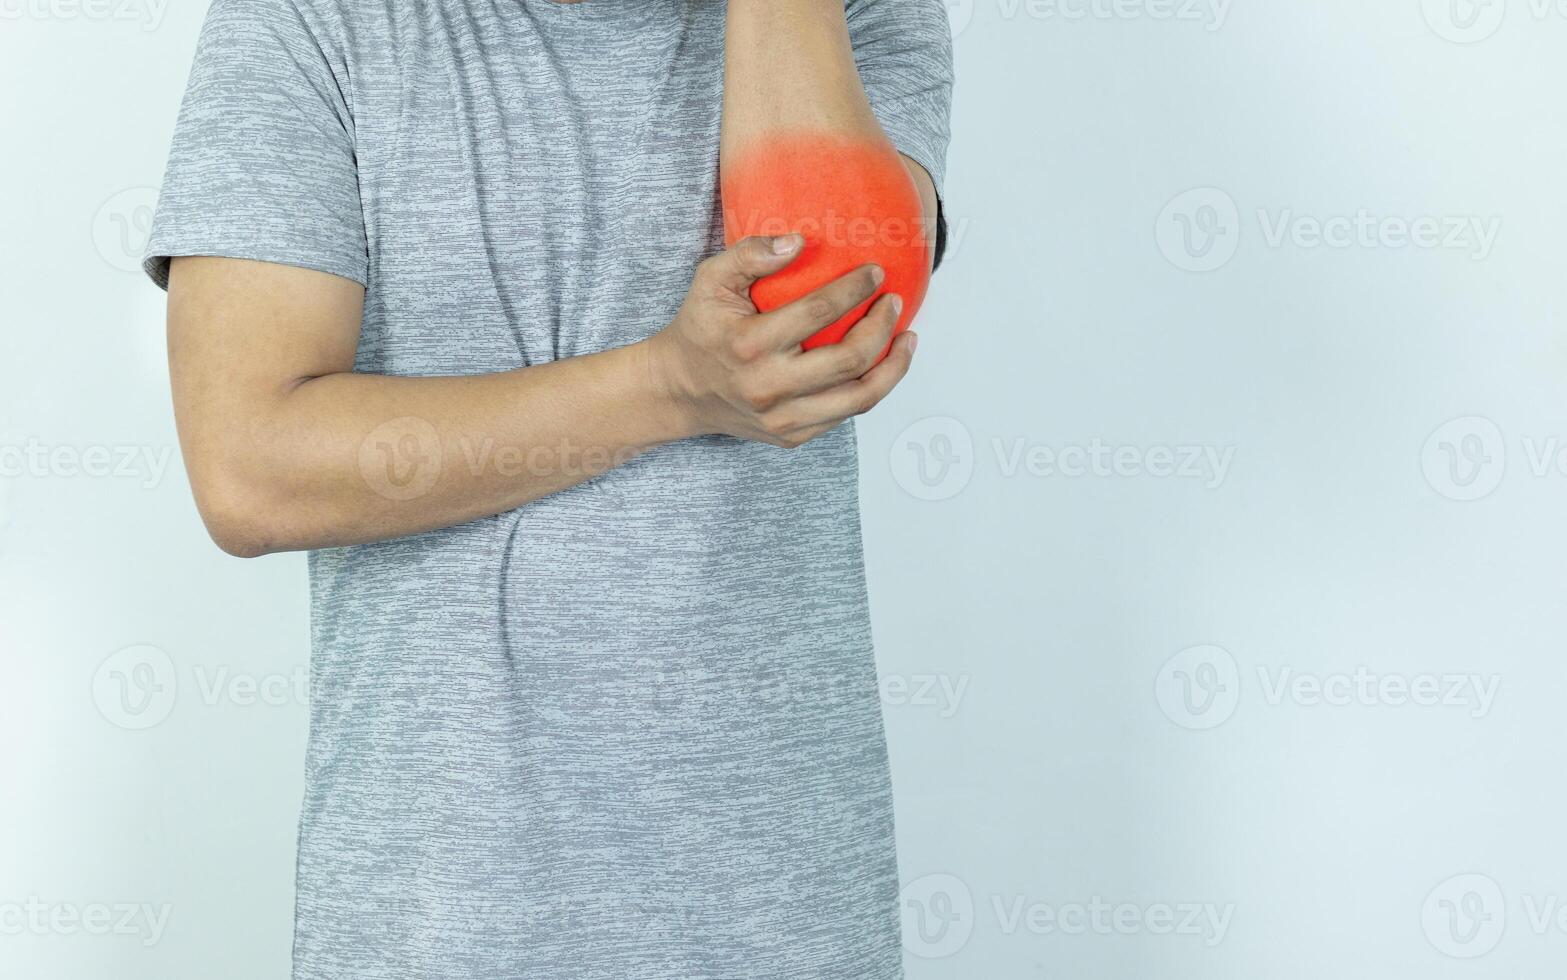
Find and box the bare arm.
[171,0,934,559]
[168,256,678,557]
[721,0,940,267]
[169,233,911,557]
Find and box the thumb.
[706,234,803,295]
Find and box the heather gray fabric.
[144,0,952,975]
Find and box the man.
[145,0,952,975]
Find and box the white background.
[3,0,1566,976]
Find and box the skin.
[721,0,939,234]
[169,0,940,558]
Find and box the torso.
[294,2,899,977]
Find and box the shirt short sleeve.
[143,0,366,290]
[847,0,955,198]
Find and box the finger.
[787,330,918,427]
[794,292,904,391]
[755,263,885,351]
[701,235,804,296]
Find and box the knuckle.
[804,295,838,325]
[833,346,867,379]
[729,332,762,362]
[742,237,773,266]
[761,411,802,446]
[742,384,781,413]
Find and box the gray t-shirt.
[145,0,952,975]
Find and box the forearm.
[185,341,685,556]
[722,0,884,147]
[721,0,936,351]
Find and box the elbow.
[209,524,272,561]
[200,495,276,560]
[188,468,282,559]
[722,135,934,346]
